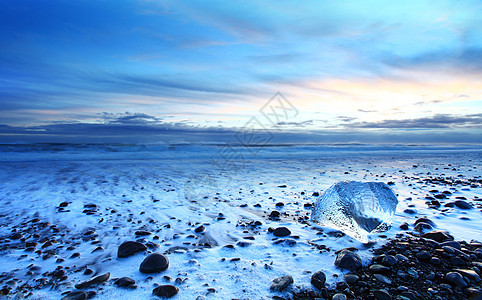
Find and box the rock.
[195,225,205,233]
[446,272,468,288]
[373,274,392,284]
[415,250,431,260]
[269,211,280,219]
[414,217,436,228]
[399,223,409,230]
[118,241,147,258]
[454,200,473,209]
[62,291,87,300]
[311,271,326,289]
[332,293,347,300]
[440,241,461,250]
[382,255,397,266]
[272,227,291,237]
[135,230,152,236]
[311,181,398,242]
[75,273,110,289]
[430,257,441,266]
[152,285,179,298]
[404,209,416,214]
[373,289,392,300]
[344,274,359,284]
[114,277,135,287]
[334,250,362,270]
[454,269,481,282]
[422,230,454,242]
[270,275,293,292]
[139,253,169,273]
[369,264,391,274]
[414,222,432,232]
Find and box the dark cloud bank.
[0,112,481,144]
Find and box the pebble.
[332,293,347,300]
[344,274,359,284]
[311,271,326,289]
[272,227,291,237]
[270,275,293,291]
[139,253,169,274]
[61,291,87,300]
[118,241,147,258]
[445,272,468,288]
[334,250,362,270]
[114,277,135,287]
[75,273,110,289]
[152,285,179,298]
[373,289,392,300]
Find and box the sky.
[0,0,481,144]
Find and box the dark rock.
[445,272,468,288]
[414,222,432,232]
[334,250,362,270]
[454,269,481,282]
[440,241,461,250]
[332,293,347,300]
[195,225,205,233]
[273,238,297,247]
[381,255,397,266]
[404,209,416,214]
[414,217,436,228]
[269,211,280,219]
[422,230,454,242]
[399,223,409,230]
[62,291,87,300]
[118,241,147,258]
[415,250,431,260]
[369,264,391,274]
[373,274,392,284]
[114,277,135,287]
[75,273,110,289]
[430,257,441,266]
[272,227,291,237]
[454,200,473,209]
[152,285,179,298]
[344,274,359,284]
[373,289,392,300]
[139,253,169,273]
[311,271,326,289]
[270,275,293,291]
[135,230,152,236]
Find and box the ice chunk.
[311,181,398,242]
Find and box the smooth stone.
[332,293,347,300]
[374,274,392,284]
[270,275,293,291]
[422,230,454,242]
[446,272,468,288]
[334,250,362,270]
[369,264,391,274]
[373,289,392,300]
[440,241,461,250]
[152,285,179,298]
[139,253,169,274]
[75,273,110,289]
[454,269,480,282]
[454,200,473,209]
[114,277,135,287]
[382,255,397,266]
[273,227,291,237]
[344,274,359,284]
[61,291,87,300]
[195,225,205,233]
[415,251,431,260]
[311,271,326,289]
[118,241,147,258]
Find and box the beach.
[0,144,481,299]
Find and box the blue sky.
[0,0,481,143]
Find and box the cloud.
[346,114,482,129]
[276,120,313,127]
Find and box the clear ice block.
[311,181,398,242]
